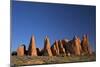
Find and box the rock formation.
[61,39,74,56]
[36,48,41,56]
[28,35,37,56]
[72,36,82,55]
[61,39,69,47]
[43,36,53,56]
[61,37,81,56]
[61,39,70,56]
[55,40,60,55]
[81,34,92,55]
[51,44,57,56]
[17,44,25,56]
[13,34,93,57]
[58,40,66,56]
[51,40,59,56]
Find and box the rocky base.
[11,54,96,66]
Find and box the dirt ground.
[11,54,96,66]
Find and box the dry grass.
[11,54,96,66]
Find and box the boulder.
[17,44,25,56]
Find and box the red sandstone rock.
[28,35,37,56]
[58,40,66,56]
[81,34,92,55]
[51,44,57,56]
[17,45,25,56]
[61,39,70,55]
[43,36,52,56]
[15,34,93,57]
[51,40,60,56]
[55,40,60,55]
[73,36,82,55]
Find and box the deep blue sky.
[11,1,96,51]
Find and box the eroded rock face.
[61,39,68,54]
[17,45,25,56]
[51,44,57,56]
[73,36,82,55]
[81,35,92,55]
[55,40,60,55]
[28,35,37,56]
[62,36,82,56]
[14,34,93,57]
[58,40,66,56]
[61,39,68,47]
[43,36,52,56]
[51,40,60,56]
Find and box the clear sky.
[11,1,96,51]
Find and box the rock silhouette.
[12,51,17,56]
[28,35,37,56]
[14,34,93,56]
[36,48,41,56]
